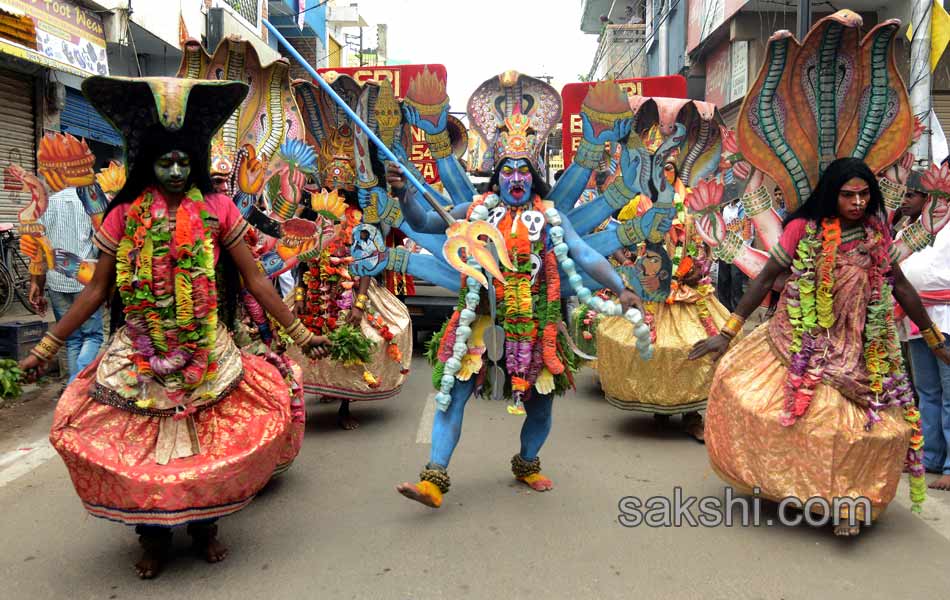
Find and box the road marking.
[415,393,436,444]
[0,438,56,488]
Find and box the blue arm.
[433,155,477,206]
[561,211,624,296]
[405,253,462,291]
[549,161,593,213]
[396,186,469,234]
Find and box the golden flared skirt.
[597,298,729,413]
[705,325,911,521]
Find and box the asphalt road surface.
[2,357,950,599]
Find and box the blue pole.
[263,19,455,224]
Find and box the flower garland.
[428,194,652,411]
[299,205,397,385]
[115,188,218,402]
[780,216,925,511]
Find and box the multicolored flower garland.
[115,188,218,403]
[428,193,653,412]
[781,216,925,512]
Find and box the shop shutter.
[60,87,121,146]
[0,68,35,225]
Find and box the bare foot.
[395,481,442,508]
[833,522,861,537]
[338,415,360,430]
[189,523,229,563]
[134,552,165,580]
[683,412,705,443]
[929,475,950,490]
[338,401,359,430]
[517,473,554,491]
[134,532,171,579]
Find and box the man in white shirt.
[898,171,950,490]
[29,186,103,381]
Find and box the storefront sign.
[0,0,108,77]
[560,75,688,167]
[317,64,448,184]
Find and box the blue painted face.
[498,158,533,206]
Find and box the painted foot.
[929,474,950,491]
[833,522,861,537]
[517,473,554,491]
[338,415,360,430]
[682,413,705,443]
[395,481,443,508]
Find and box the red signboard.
[316,64,447,184]
[560,75,688,168]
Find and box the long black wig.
[782,157,885,226]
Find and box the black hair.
[782,157,884,227]
[642,241,673,281]
[105,125,240,334]
[487,159,552,199]
[553,168,565,182]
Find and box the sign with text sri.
[316,64,447,184]
[560,75,688,168]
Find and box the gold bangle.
[356,293,369,302]
[921,325,945,349]
[353,301,366,311]
[720,314,745,339]
[30,333,63,362]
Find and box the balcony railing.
[588,23,647,81]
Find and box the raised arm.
[388,163,468,233]
[550,115,632,213]
[403,105,477,205]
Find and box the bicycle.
[0,225,37,316]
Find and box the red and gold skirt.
[50,348,296,527]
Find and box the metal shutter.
[933,92,950,147]
[0,68,35,225]
[61,88,122,146]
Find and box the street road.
[1,356,950,599]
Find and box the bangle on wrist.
[921,324,945,349]
[720,314,745,339]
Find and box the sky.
[341,0,599,112]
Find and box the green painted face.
[154,150,191,194]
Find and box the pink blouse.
[769,217,893,268]
[93,189,248,262]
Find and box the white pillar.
[910,0,933,163]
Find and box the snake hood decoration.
[82,76,248,199]
[737,10,913,213]
[294,74,363,191]
[177,37,306,189]
[466,70,562,176]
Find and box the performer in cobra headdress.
[569,98,729,440]
[688,10,950,535]
[288,74,414,429]
[17,76,331,578]
[383,71,651,509]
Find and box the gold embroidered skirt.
[705,325,911,521]
[596,295,729,413]
[288,281,412,401]
[49,329,296,527]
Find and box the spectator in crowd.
[896,170,950,491]
[28,183,103,382]
[715,196,754,312]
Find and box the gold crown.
[494,112,537,166]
